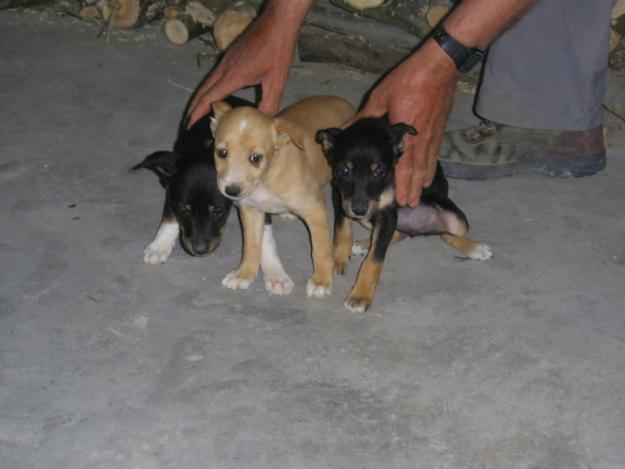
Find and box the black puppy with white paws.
[133,110,234,263]
[133,97,293,294]
[316,117,491,312]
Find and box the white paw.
[264,273,294,296]
[279,212,297,220]
[352,241,369,257]
[344,298,370,313]
[222,271,254,290]
[143,242,172,265]
[306,279,332,298]
[468,243,493,261]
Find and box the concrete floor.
[1,10,625,469]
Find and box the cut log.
[610,28,621,54]
[164,14,208,44]
[344,0,384,9]
[163,4,180,19]
[300,1,419,73]
[298,24,412,74]
[613,0,625,21]
[79,5,99,19]
[96,0,151,28]
[426,4,450,28]
[330,0,432,38]
[185,0,215,26]
[0,0,53,8]
[212,3,257,51]
[193,0,261,19]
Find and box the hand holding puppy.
[186,1,313,126]
[350,40,461,208]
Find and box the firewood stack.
[3,0,625,82]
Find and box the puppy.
[209,96,356,297]
[133,111,232,263]
[133,98,293,294]
[316,117,492,312]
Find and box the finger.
[407,169,424,207]
[187,68,224,116]
[399,132,428,206]
[258,76,285,116]
[424,115,446,187]
[187,77,236,128]
[406,149,426,207]
[394,164,412,206]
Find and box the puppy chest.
[243,187,290,213]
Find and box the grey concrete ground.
[1,10,625,469]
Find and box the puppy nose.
[352,204,368,216]
[225,185,241,197]
[192,241,209,255]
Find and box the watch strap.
[432,26,485,73]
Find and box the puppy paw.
[222,270,255,290]
[279,212,298,221]
[264,273,294,296]
[352,241,369,257]
[143,242,172,265]
[334,260,349,275]
[468,243,493,261]
[344,295,372,313]
[306,278,332,298]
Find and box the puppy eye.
[213,207,226,218]
[337,166,351,178]
[216,148,228,159]
[373,167,386,178]
[178,204,191,216]
[249,153,263,164]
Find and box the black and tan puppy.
[316,117,492,312]
[133,111,232,263]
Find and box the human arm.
[186,0,314,127]
[354,0,538,207]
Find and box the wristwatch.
[432,26,485,73]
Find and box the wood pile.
[2,0,625,83]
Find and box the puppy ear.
[315,128,341,155]
[210,101,232,133]
[273,118,306,150]
[132,151,179,188]
[388,123,417,159]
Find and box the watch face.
[459,49,485,73]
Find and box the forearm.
[444,0,538,50]
[402,0,538,80]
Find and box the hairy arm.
[355,0,538,207]
[187,0,314,126]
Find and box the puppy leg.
[438,203,492,261]
[345,209,396,312]
[144,219,178,264]
[260,220,294,296]
[352,230,406,257]
[144,197,178,264]
[298,200,334,298]
[332,185,353,275]
[222,206,264,290]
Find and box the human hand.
[351,40,460,207]
[186,3,307,126]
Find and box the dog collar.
[432,26,485,73]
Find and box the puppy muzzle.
[344,199,371,220]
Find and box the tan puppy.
[210,96,356,297]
